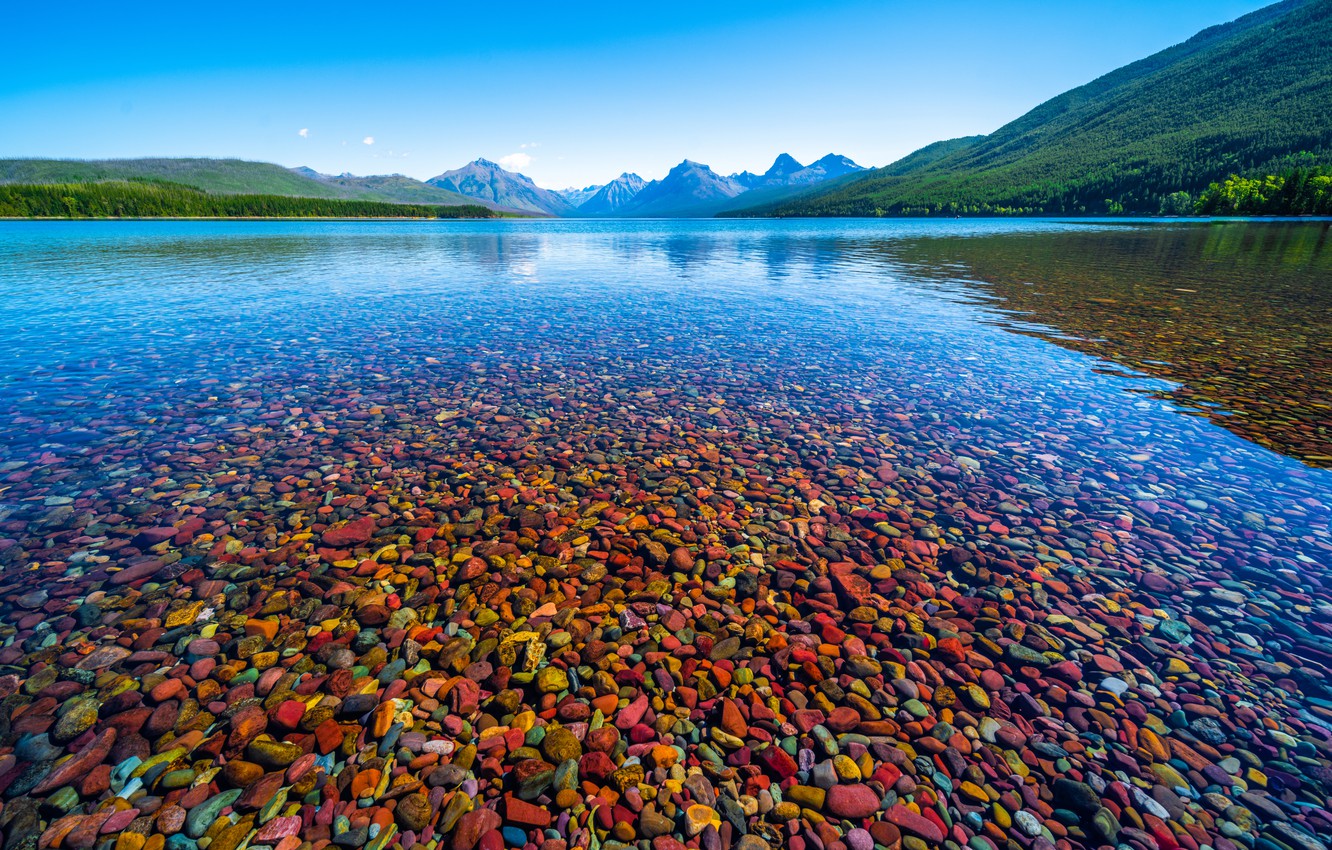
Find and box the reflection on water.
[873,221,1332,466]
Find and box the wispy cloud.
[519,142,540,150]
[362,136,375,146]
[298,128,309,138]
[498,152,532,171]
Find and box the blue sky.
[2,1,1272,188]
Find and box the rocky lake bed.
[0,220,1327,850]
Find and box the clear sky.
[2,0,1273,189]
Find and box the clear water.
[2,218,1331,844]
[0,218,1329,657]
[0,219,1326,504]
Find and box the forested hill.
[0,158,484,208]
[733,0,1332,217]
[0,181,497,219]
[0,158,350,197]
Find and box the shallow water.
[0,219,1329,850]
[1,219,1326,531]
[876,221,1332,466]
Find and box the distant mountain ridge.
[0,158,350,198]
[0,151,868,218]
[427,159,573,216]
[0,158,486,208]
[555,184,602,208]
[733,0,1332,216]
[733,153,865,189]
[577,173,647,216]
[615,161,745,217]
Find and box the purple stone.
[845,828,873,850]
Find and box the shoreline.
[2,214,1330,222]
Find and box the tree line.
[756,161,1332,219]
[1193,167,1332,216]
[0,180,498,219]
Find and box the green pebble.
[258,787,289,825]
[160,769,196,790]
[47,786,81,813]
[185,789,243,838]
[812,725,838,756]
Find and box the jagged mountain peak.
[426,160,570,215]
[616,160,745,216]
[576,173,647,216]
[765,153,804,177]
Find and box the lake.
[0,219,1329,850]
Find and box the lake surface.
[0,219,1329,850]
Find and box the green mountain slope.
[0,180,497,218]
[0,158,486,208]
[0,158,350,197]
[302,173,480,206]
[737,0,1332,217]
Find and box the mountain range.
[0,152,864,218]
[425,159,575,215]
[2,0,1327,220]
[732,0,1332,216]
[0,158,485,208]
[734,153,864,189]
[414,153,866,216]
[576,173,648,216]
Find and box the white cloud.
[498,152,532,171]
[298,128,309,138]
[362,136,375,145]
[520,142,540,150]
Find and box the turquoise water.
[0,219,1325,501]
[1,219,1330,848]
[2,217,1328,622]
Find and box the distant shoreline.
[2,215,1329,223]
[0,216,513,221]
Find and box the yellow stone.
[164,602,205,628]
[116,832,147,850]
[1163,658,1191,675]
[960,684,991,710]
[832,755,861,782]
[1002,749,1030,778]
[511,711,536,733]
[684,804,721,837]
[959,781,989,803]
[710,728,745,749]
[856,752,874,779]
[1151,763,1191,790]
[131,747,188,778]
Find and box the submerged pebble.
[0,222,1328,850]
